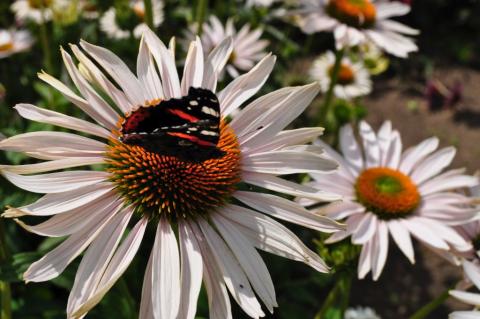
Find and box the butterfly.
[119,87,225,162]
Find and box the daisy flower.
[294,0,419,58]
[11,0,52,24]
[304,121,478,280]
[449,259,480,319]
[0,29,34,59]
[186,16,269,78]
[0,29,343,318]
[310,51,372,100]
[79,0,100,20]
[100,0,164,40]
[245,0,278,7]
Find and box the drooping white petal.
[351,213,377,245]
[242,171,341,201]
[419,169,479,195]
[14,103,110,139]
[359,121,380,168]
[243,128,324,154]
[2,170,108,194]
[212,213,277,313]
[449,290,480,307]
[23,198,124,282]
[203,37,234,92]
[218,54,276,117]
[137,36,164,102]
[371,221,389,281]
[152,217,181,319]
[181,37,204,96]
[197,218,265,318]
[72,215,147,318]
[218,204,329,273]
[357,240,372,279]
[320,201,365,220]
[399,137,439,175]
[449,310,480,319]
[339,124,364,172]
[464,260,480,290]
[139,253,154,319]
[388,220,415,263]
[67,208,133,316]
[234,191,343,233]
[177,219,203,319]
[402,218,449,250]
[0,157,104,175]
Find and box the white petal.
[72,216,147,317]
[375,2,411,19]
[359,121,380,168]
[411,147,456,184]
[218,54,276,117]
[67,208,133,316]
[143,30,181,99]
[402,218,449,250]
[464,259,480,291]
[177,219,203,319]
[139,252,154,319]
[212,213,277,313]
[23,199,124,282]
[339,124,364,172]
[14,103,110,139]
[0,157,104,175]
[137,36,164,101]
[242,150,338,175]
[218,204,329,273]
[152,218,181,319]
[234,191,343,233]
[371,221,389,281]
[449,310,480,319]
[4,183,114,217]
[399,137,439,175]
[181,37,204,95]
[80,40,146,105]
[242,171,340,201]
[388,220,415,263]
[2,170,108,194]
[351,214,378,245]
[357,240,372,279]
[197,218,264,318]
[320,201,365,220]
[419,170,478,195]
[450,290,480,307]
[313,138,357,181]
[384,131,402,169]
[203,37,234,92]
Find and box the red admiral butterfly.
[119,87,225,162]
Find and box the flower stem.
[317,49,345,126]
[408,288,451,319]
[195,0,209,36]
[315,272,352,319]
[0,219,11,319]
[39,5,52,73]
[143,0,154,30]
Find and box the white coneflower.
[100,0,164,40]
[304,121,478,280]
[294,0,419,58]
[0,29,34,59]
[0,28,344,318]
[185,16,269,78]
[11,0,53,23]
[310,51,372,99]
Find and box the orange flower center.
[0,41,13,52]
[106,117,241,219]
[329,63,355,85]
[326,0,377,28]
[355,167,420,219]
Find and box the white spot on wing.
[201,130,219,136]
[201,106,219,117]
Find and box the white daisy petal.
[388,220,415,263]
[152,217,181,319]
[371,221,389,281]
[357,240,372,279]
[181,37,205,96]
[339,124,364,172]
[137,36,164,102]
[0,157,104,175]
[399,137,439,175]
[203,37,234,91]
[410,147,456,184]
[449,311,480,319]
[450,290,480,307]
[139,253,154,319]
[359,121,381,168]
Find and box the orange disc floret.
[355,167,420,219]
[106,119,241,218]
[330,63,355,85]
[327,0,377,28]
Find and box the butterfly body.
[119,87,225,162]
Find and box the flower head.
[304,121,478,280]
[294,0,419,58]
[11,0,53,23]
[450,259,480,319]
[0,29,343,318]
[100,0,164,39]
[185,16,269,78]
[0,29,33,59]
[310,51,372,99]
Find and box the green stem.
[315,272,352,319]
[0,219,12,319]
[408,289,451,319]
[143,0,154,30]
[195,0,209,36]
[39,6,52,73]
[317,49,345,126]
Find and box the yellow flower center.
[329,63,355,85]
[0,41,13,52]
[28,0,52,9]
[106,114,241,219]
[355,167,420,219]
[326,0,377,28]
